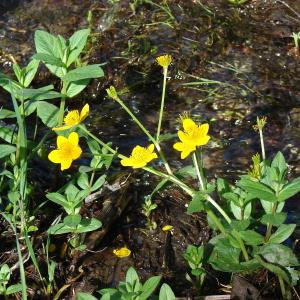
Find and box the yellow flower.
[53,104,89,131]
[121,144,158,168]
[156,54,172,68]
[162,225,173,231]
[173,118,210,159]
[48,132,82,170]
[113,247,131,258]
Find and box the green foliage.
[98,267,161,300]
[0,264,22,296]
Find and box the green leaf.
[91,175,106,192]
[159,284,176,300]
[48,223,74,235]
[126,267,140,292]
[268,224,296,244]
[33,53,65,67]
[35,30,60,57]
[0,144,16,158]
[209,238,260,272]
[256,255,292,285]
[0,126,16,144]
[63,214,82,227]
[23,59,40,87]
[238,178,277,201]
[140,276,161,300]
[258,243,299,267]
[76,292,98,300]
[261,212,287,226]
[65,79,89,98]
[16,85,62,101]
[67,28,90,66]
[37,101,59,127]
[74,218,102,233]
[176,165,197,179]
[77,173,90,190]
[271,151,287,175]
[230,219,250,231]
[100,293,111,300]
[46,192,68,208]
[187,192,205,214]
[239,230,264,245]
[278,177,300,202]
[6,283,22,295]
[62,65,104,82]
[0,109,15,119]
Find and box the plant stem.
[192,152,204,190]
[193,150,231,224]
[265,202,278,242]
[259,128,265,160]
[58,82,67,126]
[113,97,173,175]
[278,275,286,299]
[235,231,249,261]
[207,209,226,234]
[156,67,168,142]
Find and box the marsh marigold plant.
[173,118,210,159]
[121,144,158,168]
[53,104,89,131]
[48,132,82,170]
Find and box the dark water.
[1,0,300,297]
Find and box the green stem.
[259,129,265,160]
[207,209,226,234]
[58,82,67,126]
[193,150,231,224]
[114,97,173,175]
[192,152,204,190]
[278,275,286,299]
[235,231,249,261]
[196,150,206,189]
[265,202,278,242]
[80,125,193,195]
[156,67,168,142]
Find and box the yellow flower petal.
[48,132,82,171]
[60,159,72,171]
[79,104,89,122]
[182,118,196,132]
[70,145,82,160]
[57,135,68,148]
[147,144,155,152]
[113,247,131,258]
[120,144,157,168]
[162,225,173,231]
[199,123,209,135]
[156,55,172,68]
[48,150,63,163]
[68,132,79,146]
